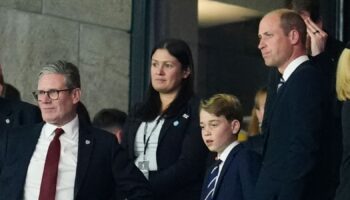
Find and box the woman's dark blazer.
[335,100,350,200]
[122,96,209,200]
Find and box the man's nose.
[258,39,265,50]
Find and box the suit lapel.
[158,118,173,143]
[262,62,309,156]
[262,74,287,156]
[213,144,243,199]
[266,85,285,123]
[74,123,94,198]
[158,106,190,144]
[266,61,308,122]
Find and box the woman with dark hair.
[122,38,208,200]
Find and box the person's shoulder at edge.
[0,97,42,124]
[1,97,40,112]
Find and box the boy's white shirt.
[217,140,239,179]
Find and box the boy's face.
[199,110,238,154]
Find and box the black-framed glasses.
[32,88,74,101]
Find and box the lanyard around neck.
[143,116,162,157]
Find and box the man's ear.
[72,88,81,104]
[230,119,241,135]
[289,29,300,45]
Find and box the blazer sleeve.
[112,139,154,200]
[0,129,5,175]
[240,150,261,200]
[121,103,141,159]
[334,101,350,200]
[311,37,344,75]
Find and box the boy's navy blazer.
[201,143,261,200]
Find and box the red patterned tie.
[38,128,64,200]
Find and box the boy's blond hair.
[200,93,243,123]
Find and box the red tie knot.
[54,128,64,137]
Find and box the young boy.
[199,94,261,200]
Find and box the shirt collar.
[218,141,239,163]
[282,55,309,81]
[43,115,79,140]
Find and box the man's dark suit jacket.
[335,101,350,200]
[254,60,329,200]
[201,143,261,200]
[0,120,153,200]
[0,97,42,130]
[122,96,209,200]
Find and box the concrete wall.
[0,0,131,118]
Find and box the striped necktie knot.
[277,77,285,92]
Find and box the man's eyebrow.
[259,31,273,37]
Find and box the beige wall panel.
[0,8,79,105]
[0,0,42,13]
[43,0,131,30]
[79,24,130,117]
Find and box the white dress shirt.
[217,141,240,179]
[209,141,239,196]
[24,115,79,200]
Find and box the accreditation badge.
[138,160,150,179]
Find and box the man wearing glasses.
[0,60,153,200]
